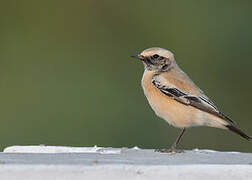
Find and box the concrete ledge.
[0,146,252,180]
[0,164,251,180]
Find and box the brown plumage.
[131,47,250,152]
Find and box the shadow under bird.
[131,47,251,153]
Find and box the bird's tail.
[226,125,251,140]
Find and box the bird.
[131,47,251,153]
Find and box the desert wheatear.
[131,47,250,152]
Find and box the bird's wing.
[152,75,234,124]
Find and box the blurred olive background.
[0,0,251,152]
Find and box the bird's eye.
[153,54,159,59]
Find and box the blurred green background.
[0,0,251,152]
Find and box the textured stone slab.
[0,146,252,180]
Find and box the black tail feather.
[226,125,251,140]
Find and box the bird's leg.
[171,128,186,149]
[155,128,186,153]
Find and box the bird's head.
[131,47,175,72]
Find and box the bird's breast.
[141,70,202,128]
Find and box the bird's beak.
[130,54,144,60]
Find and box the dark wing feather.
[152,78,234,124]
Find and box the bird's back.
[157,65,206,97]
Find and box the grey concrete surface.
[1,148,252,165]
[0,147,252,180]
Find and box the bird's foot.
[155,148,184,153]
